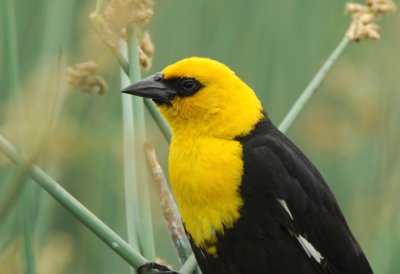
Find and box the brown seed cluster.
[66,60,108,95]
[346,0,396,42]
[139,31,155,70]
[90,0,154,50]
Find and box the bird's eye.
[181,79,196,90]
[179,78,202,95]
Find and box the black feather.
[189,115,373,274]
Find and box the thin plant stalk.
[114,51,171,142]
[1,1,37,273]
[1,159,37,274]
[34,54,68,245]
[1,0,19,95]
[127,25,156,260]
[0,0,31,261]
[1,141,44,274]
[278,36,350,134]
[22,187,37,274]
[115,49,130,76]
[144,99,172,142]
[0,158,33,220]
[0,209,17,253]
[0,134,148,269]
[2,148,43,274]
[180,254,198,274]
[94,0,104,15]
[33,0,76,248]
[120,40,141,258]
[145,143,192,264]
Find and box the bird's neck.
[168,135,244,255]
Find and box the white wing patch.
[277,199,293,220]
[296,235,324,263]
[277,199,324,264]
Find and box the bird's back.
[190,116,372,274]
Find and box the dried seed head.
[90,0,154,49]
[359,12,375,23]
[67,60,108,95]
[367,0,396,14]
[346,3,369,14]
[364,23,381,39]
[347,21,381,42]
[346,0,396,42]
[140,31,155,57]
[138,31,155,70]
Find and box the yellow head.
[122,57,264,139]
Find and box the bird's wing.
[240,129,373,274]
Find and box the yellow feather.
[169,136,243,250]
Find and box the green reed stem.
[22,186,37,274]
[278,36,350,134]
[94,0,104,14]
[180,254,198,274]
[1,0,22,218]
[0,134,148,269]
[115,50,171,142]
[33,0,76,248]
[127,25,156,260]
[1,1,37,272]
[144,99,172,142]
[115,50,130,75]
[120,40,141,260]
[0,160,30,220]
[1,0,19,94]
[34,54,69,242]
[0,210,17,253]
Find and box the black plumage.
[189,115,373,274]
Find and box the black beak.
[121,72,176,106]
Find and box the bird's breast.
[169,136,244,255]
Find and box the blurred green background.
[1,0,399,273]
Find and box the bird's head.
[122,57,264,139]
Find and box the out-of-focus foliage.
[0,0,399,273]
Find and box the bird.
[122,57,373,274]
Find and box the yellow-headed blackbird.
[122,57,373,274]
